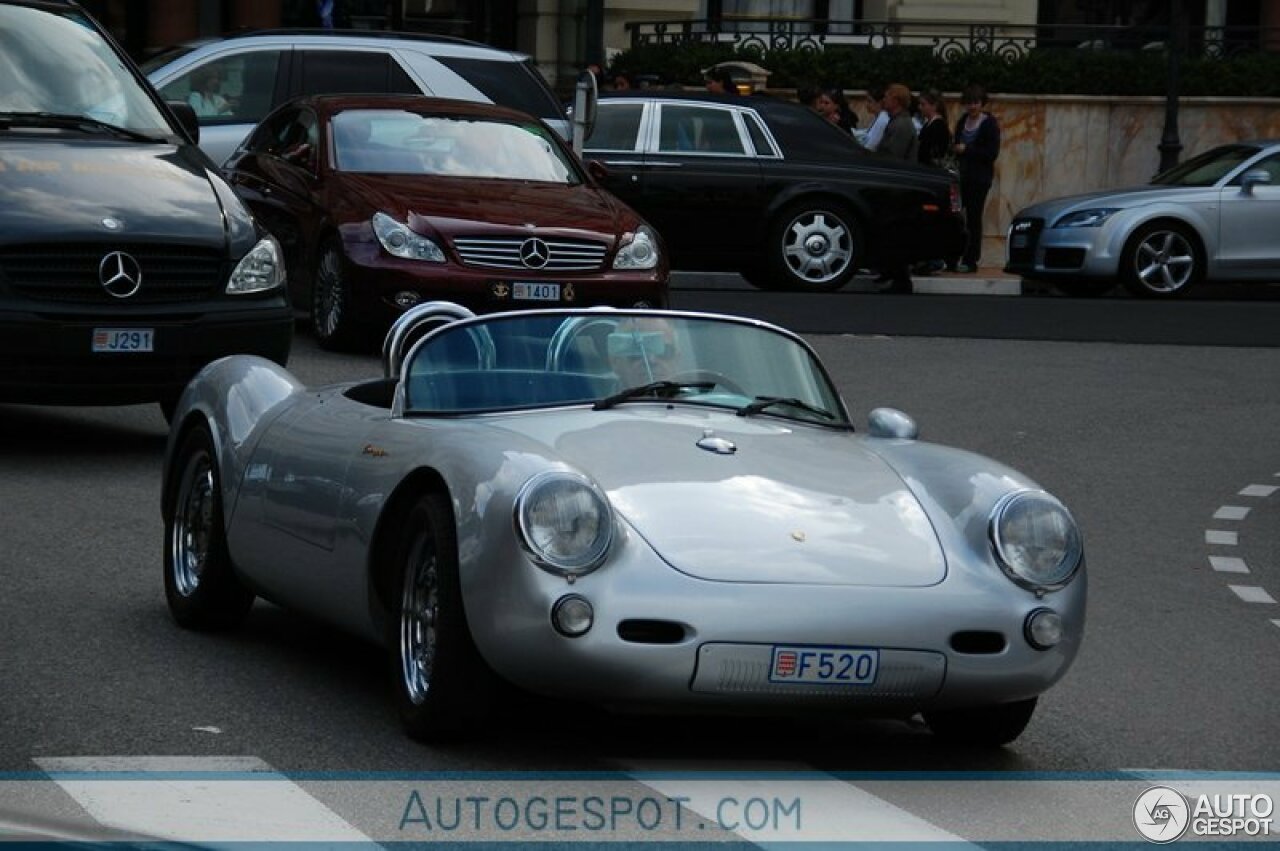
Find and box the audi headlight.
[373,212,445,262]
[515,472,613,576]
[613,226,660,270]
[989,490,1083,591]
[1053,208,1120,228]
[227,236,284,294]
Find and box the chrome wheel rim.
[171,450,215,597]
[1134,230,1195,293]
[314,248,344,338]
[399,530,439,705]
[782,211,852,284]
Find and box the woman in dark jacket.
[916,88,951,169]
[952,84,1001,272]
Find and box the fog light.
[1024,608,1063,650]
[393,291,422,309]
[551,594,593,637]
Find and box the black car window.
[1228,152,1280,185]
[743,112,777,157]
[251,107,317,170]
[157,51,283,125]
[434,56,564,122]
[297,50,416,96]
[585,103,643,151]
[657,105,745,155]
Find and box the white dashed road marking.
[34,756,371,843]
[1239,484,1279,498]
[1213,505,1251,520]
[1208,556,1249,574]
[1204,530,1238,546]
[1228,585,1277,604]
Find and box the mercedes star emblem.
[99,251,143,299]
[518,238,550,270]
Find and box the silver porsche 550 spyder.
[161,303,1086,746]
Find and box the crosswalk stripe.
[34,756,372,843]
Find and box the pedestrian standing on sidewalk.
[874,83,919,293]
[951,83,1001,273]
[856,84,888,150]
[914,88,953,275]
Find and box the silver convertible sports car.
[1005,140,1280,297]
[162,303,1086,746]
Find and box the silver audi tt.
[161,303,1086,746]
[1006,140,1280,297]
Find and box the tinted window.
[297,50,415,96]
[249,107,318,169]
[1230,152,1280,185]
[744,113,777,157]
[1152,144,1259,187]
[434,56,563,121]
[157,51,282,124]
[657,105,745,155]
[585,103,643,151]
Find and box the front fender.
[1100,204,1215,274]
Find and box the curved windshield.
[332,109,580,182]
[0,5,171,135]
[1151,144,1260,187]
[403,311,848,427]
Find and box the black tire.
[1120,221,1203,298]
[924,697,1038,747]
[163,424,254,631]
[311,237,363,350]
[392,492,495,741]
[765,200,860,292]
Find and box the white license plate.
[769,645,879,685]
[513,282,560,301]
[92,328,154,353]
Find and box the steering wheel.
[668,370,747,397]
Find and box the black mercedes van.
[0,0,292,419]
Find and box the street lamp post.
[1158,0,1185,174]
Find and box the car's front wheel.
[163,424,254,630]
[924,697,1038,747]
[1121,221,1203,298]
[393,493,494,741]
[766,201,860,292]
[312,237,363,350]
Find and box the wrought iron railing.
[626,18,1280,61]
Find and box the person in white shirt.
[855,84,888,150]
[187,67,230,117]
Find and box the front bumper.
[0,296,293,405]
[1004,216,1120,281]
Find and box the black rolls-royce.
[583,92,965,292]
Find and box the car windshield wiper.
[0,112,164,143]
[736,395,836,421]
[593,380,714,411]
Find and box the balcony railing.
[625,18,1280,61]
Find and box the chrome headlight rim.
[1052,207,1121,229]
[613,225,660,270]
[988,489,1083,592]
[514,471,614,577]
[226,235,285,294]
[373,211,446,262]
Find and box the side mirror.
[166,100,200,145]
[867,407,919,440]
[587,159,609,182]
[1241,169,1272,195]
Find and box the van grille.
[0,244,225,304]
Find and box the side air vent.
[617,619,688,644]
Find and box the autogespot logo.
[1134,786,1191,843]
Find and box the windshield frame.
[395,308,852,428]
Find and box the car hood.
[1017,183,1188,220]
[0,140,227,246]
[332,173,631,238]
[509,410,947,587]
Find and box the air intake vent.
[617,619,687,644]
[949,631,1007,654]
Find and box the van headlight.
[989,490,1083,591]
[515,472,613,576]
[227,236,284,294]
[613,226,659,270]
[373,212,445,262]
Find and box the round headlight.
[515,472,613,575]
[989,490,1083,591]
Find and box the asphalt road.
[0,293,1277,841]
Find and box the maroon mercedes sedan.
[224,94,668,349]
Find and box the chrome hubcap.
[172,452,214,597]
[1135,231,1194,292]
[315,249,344,337]
[783,212,852,283]
[399,532,439,705]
